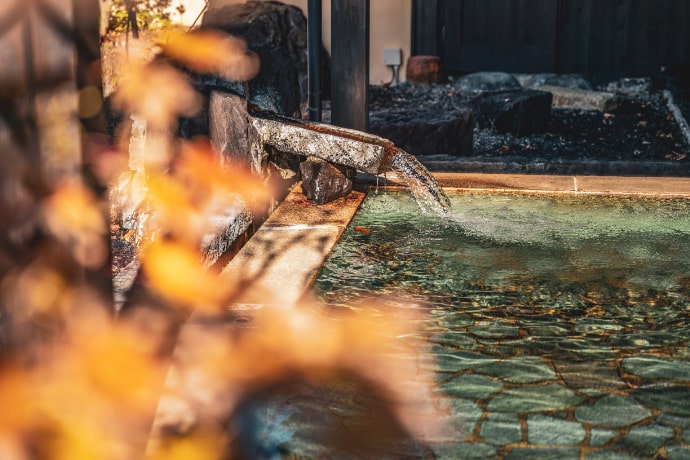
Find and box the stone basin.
[149,173,690,459]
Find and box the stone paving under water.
[308,190,690,459]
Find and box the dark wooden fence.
[413,0,690,84]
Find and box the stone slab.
[218,185,366,307]
[394,173,690,198]
[537,85,618,112]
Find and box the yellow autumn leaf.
[158,30,260,82]
[141,240,230,309]
[113,61,201,128]
[73,326,161,409]
[176,141,274,203]
[154,436,223,460]
[41,180,108,269]
[0,368,34,432]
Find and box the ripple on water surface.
[315,191,690,358]
[310,191,690,457]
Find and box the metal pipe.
[307,0,322,121]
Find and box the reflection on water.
[314,190,690,457]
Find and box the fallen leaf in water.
[353,226,371,235]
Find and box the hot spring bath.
[167,174,690,459]
[311,183,690,458]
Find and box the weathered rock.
[201,0,329,115]
[518,73,593,90]
[454,71,522,94]
[471,89,552,136]
[369,106,475,156]
[604,77,653,95]
[299,156,355,204]
[537,85,618,112]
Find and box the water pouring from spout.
[388,149,451,215]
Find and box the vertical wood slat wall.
[415,0,690,84]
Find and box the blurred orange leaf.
[158,30,260,82]
[114,61,201,128]
[42,181,108,269]
[0,369,34,432]
[142,240,230,309]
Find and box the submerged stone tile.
[434,350,496,373]
[469,320,520,339]
[667,444,690,460]
[573,318,624,334]
[480,412,522,445]
[434,311,474,329]
[612,424,675,458]
[429,330,478,350]
[527,414,586,446]
[487,384,583,413]
[506,447,580,460]
[431,441,497,460]
[612,331,687,350]
[446,398,484,440]
[585,450,639,460]
[554,361,627,390]
[622,355,690,381]
[632,384,690,417]
[574,395,651,428]
[439,373,504,400]
[556,339,617,360]
[523,322,571,337]
[589,428,618,447]
[479,357,557,384]
[657,414,690,430]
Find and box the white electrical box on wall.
[384,48,402,66]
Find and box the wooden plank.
[555,0,592,75]
[443,0,557,74]
[330,0,369,131]
[411,0,438,56]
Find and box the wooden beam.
[331,0,369,131]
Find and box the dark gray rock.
[201,0,329,115]
[299,156,355,204]
[471,89,552,136]
[520,73,594,90]
[455,71,522,94]
[369,106,475,156]
[604,77,653,95]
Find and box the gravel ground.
[369,83,690,165]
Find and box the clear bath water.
[275,191,690,458]
[315,191,690,359]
